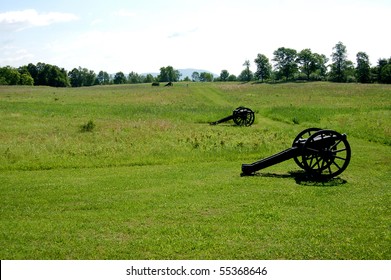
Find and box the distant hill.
[142,68,218,79]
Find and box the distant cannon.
[241,128,351,179]
[210,107,255,127]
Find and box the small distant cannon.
[210,107,255,127]
[242,128,351,179]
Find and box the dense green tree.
[19,73,34,85]
[220,70,229,81]
[26,63,38,83]
[158,66,180,82]
[69,68,83,87]
[17,65,29,76]
[25,62,69,87]
[312,53,329,80]
[4,66,33,85]
[68,67,95,87]
[34,62,48,85]
[375,58,388,82]
[296,49,327,80]
[128,71,141,84]
[346,61,356,82]
[329,42,353,82]
[144,74,155,83]
[83,69,96,86]
[0,66,20,85]
[254,54,271,82]
[192,71,200,82]
[373,58,391,84]
[380,63,391,84]
[272,47,298,80]
[36,63,65,86]
[355,52,371,83]
[239,60,253,82]
[238,70,253,82]
[47,65,69,87]
[113,72,127,84]
[97,71,111,85]
[370,58,385,83]
[0,65,35,85]
[227,74,237,81]
[199,72,214,82]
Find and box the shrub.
[80,120,96,132]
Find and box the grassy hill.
[0,82,390,259]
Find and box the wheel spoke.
[309,155,315,168]
[332,160,342,171]
[327,164,332,175]
[334,148,347,153]
[311,156,322,169]
[334,155,347,161]
[320,158,327,170]
[331,139,342,150]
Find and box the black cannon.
[210,107,255,126]
[242,128,351,179]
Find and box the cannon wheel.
[233,107,255,126]
[292,127,322,169]
[301,130,351,178]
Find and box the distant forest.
[1,42,390,87]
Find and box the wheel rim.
[301,130,351,178]
[292,128,322,169]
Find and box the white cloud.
[0,45,34,65]
[112,10,137,18]
[90,19,103,26]
[0,9,79,31]
[168,28,198,39]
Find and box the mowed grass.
[0,82,390,259]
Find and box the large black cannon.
[210,107,255,126]
[242,128,351,179]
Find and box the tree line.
[0,64,183,87]
[1,42,390,86]
[232,42,391,84]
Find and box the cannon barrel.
[242,147,300,175]
[210,115,234,125]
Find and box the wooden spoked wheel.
[292,127,322,169]
[301,130,351,178]
[233,107,255,127]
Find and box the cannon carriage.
[210,107,255,127]
[242,128,351,179]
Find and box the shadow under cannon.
[241,170,348,186]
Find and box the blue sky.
[1,0,390,75]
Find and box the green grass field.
[1,82,390,259]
